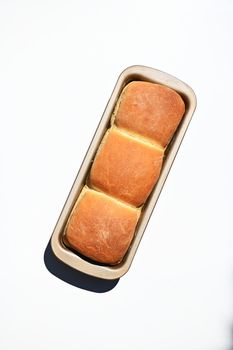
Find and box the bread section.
[90,127,164,207]
[64,80,185,265]
[114,81,185,147]
[65,187,140,265]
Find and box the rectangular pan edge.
[50,65,197,280]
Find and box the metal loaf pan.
[51,65,197,280]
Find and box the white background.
[0,1,233,349]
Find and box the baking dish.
[51,65,196,280]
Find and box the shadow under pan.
[43,240,119,293]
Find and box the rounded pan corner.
[118,65,197,110]
[187,86,197,112]
[177,79,197,112]
[50,229,130,280]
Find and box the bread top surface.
[114,81,185,147]
[65,187,140,265]
[65,80,184,265]
[90,127,164,207]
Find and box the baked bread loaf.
[65,187,140,265]
[89,127,164,207]
[114,81,185,147]
[64,80,185,265]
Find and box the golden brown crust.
[90,128,164,207]
[115,81,185,147]
[65,187,140,265]
[65,80,184,265]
